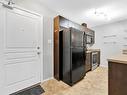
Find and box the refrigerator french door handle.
[83,32,87,48]
[83,48,86,62]
[83,32,86,62]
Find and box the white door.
[0,3,43,95]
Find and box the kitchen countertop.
[86,51,92,53]
[87,49,100,52]
[108,54,127,64]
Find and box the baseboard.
[42,77,54,83]
[100,65,108,68]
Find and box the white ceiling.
[37,0,127,27]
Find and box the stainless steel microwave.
[84,28,95,44]
[86,34,94,44]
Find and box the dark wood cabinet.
[108,62,127,95]
[54,16,60,80]
[85,52,92,72]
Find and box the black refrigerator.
[60,27,86,86]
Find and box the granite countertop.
[86,51,92,53]
[87,49,100,52]
[108,54,127,64]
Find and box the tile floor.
[41,67,108,95]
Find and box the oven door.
[92,52,98,70]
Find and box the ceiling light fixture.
[94,9,111,21]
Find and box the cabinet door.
[109,62,127,95]
[69,21,75,28]
[85,53,91,72]
[59,17,69,28]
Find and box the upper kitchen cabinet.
[69,21,85,31]
[55,15,85,31]
[59,16,69,29]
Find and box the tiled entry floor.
[41,67,108,95]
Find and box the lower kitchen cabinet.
[108,61,127,95]
[85,51,92,72]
